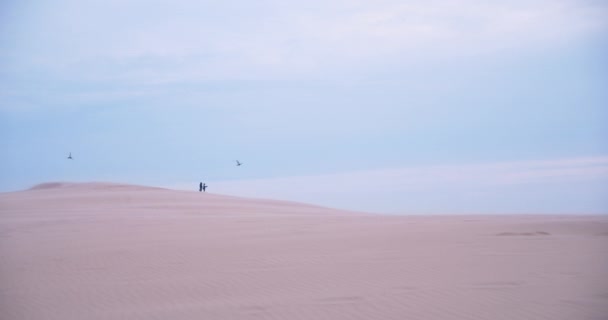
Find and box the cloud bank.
[2,0,606,85]
[202,157,608,214]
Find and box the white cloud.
[3,0,606,82]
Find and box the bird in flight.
[67,152,73,160]
[236,160,242,166]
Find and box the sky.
[1,0,607,214]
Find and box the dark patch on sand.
[496,231,551,236]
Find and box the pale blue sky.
[1,0,607,213]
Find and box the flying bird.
[67,152,73,160]
[236,160,242,166]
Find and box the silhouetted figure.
[202,183,207,192]
[199,182,203,192]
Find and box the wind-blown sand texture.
[1,182,607,319]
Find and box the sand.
[1,182,607,319]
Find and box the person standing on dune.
[199,182,203,192]
[202,183,207,192]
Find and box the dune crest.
[29,181,166,192]
[8,181,359,217]
[29,181,75,190]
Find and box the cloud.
[2,0,606,83]
[1,0,606,114]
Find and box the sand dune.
[1,182,607,319]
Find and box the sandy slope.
[1,182,607,320]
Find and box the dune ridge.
[1,182,607,319]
